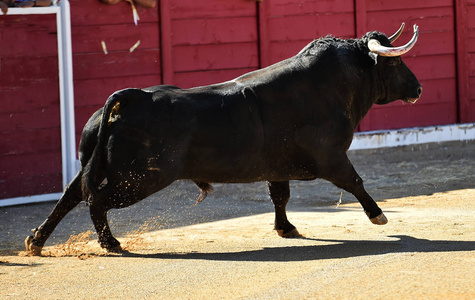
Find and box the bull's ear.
[368,52,378,65]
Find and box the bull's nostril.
[417,86,423,97]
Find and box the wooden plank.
[0,107,60,132]
[471,77,475,100]
[0,174,62,199]
[0,82,59,114]
[73,49,161,80]
[0,56,58,86]
[404,55,456,81]
[158,2,174,84]
[169,0,255,20]
[0,14,56,24]
[366,0,453,12]
[70,0,159,26]
[0,151,62,180]
[160,0,174,84]
[258,0,271,67]
[465,103,475,123]
[0,15,57,58]
[266,40,313,64]
[171,17,257,46]
[172,43,258,73]
[469,5,475,29]
[416,78,457,105]
[464,5,475,31]
[267,13,355,42]
[469,53,475,77]
[468,30,475,53]
[366,7,454,35]
[71,23,159,54]
[467,76,475,120]
[355,0,368,37]
[456,0,471,123]
[267,0,353,16]
[1,128,61,156]
[361,102,458,131]
[173,68,257,89]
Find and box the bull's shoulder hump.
[181,80,241,95]
[143,84,181,93]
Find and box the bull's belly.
[182,168,318,184]
[180,148,265,183]
[180,149,318,183]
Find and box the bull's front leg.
[324,154,387,225]
[267,181,301,238]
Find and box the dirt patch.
[1,189,474,299]
[17,218,163,259]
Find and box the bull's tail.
[81,88,141,204]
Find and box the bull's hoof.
[276,228,302,238]
[106,245,123,254]
[25,236,43,256]
[99,236,121,253]
[367,212,388,225]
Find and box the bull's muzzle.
[405,86,423,104]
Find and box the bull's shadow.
[121,235,475,262]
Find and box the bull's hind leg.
[88,183,139,252]
[268,181,301,238]
[88,171,175,252]
[25,172,83,255]
[89,199,121,252]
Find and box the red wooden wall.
[1,0,475,201]
[0,14,63,199]
[259,0,356,67]
[160,0,259,88]
[463,0,475,121]
[70,0,162,146]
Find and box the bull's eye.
[387,57,401,66]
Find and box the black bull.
[26,25,422,255]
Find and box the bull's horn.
[388,23,405,43]
[368,24,419,57]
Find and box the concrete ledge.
[0,193,62,207]
[350,123,475,150]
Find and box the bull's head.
[367,23,423,105]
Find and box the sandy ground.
[1,141,474,299]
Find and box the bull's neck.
[349,94,376,130]
[347,72,381,130]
